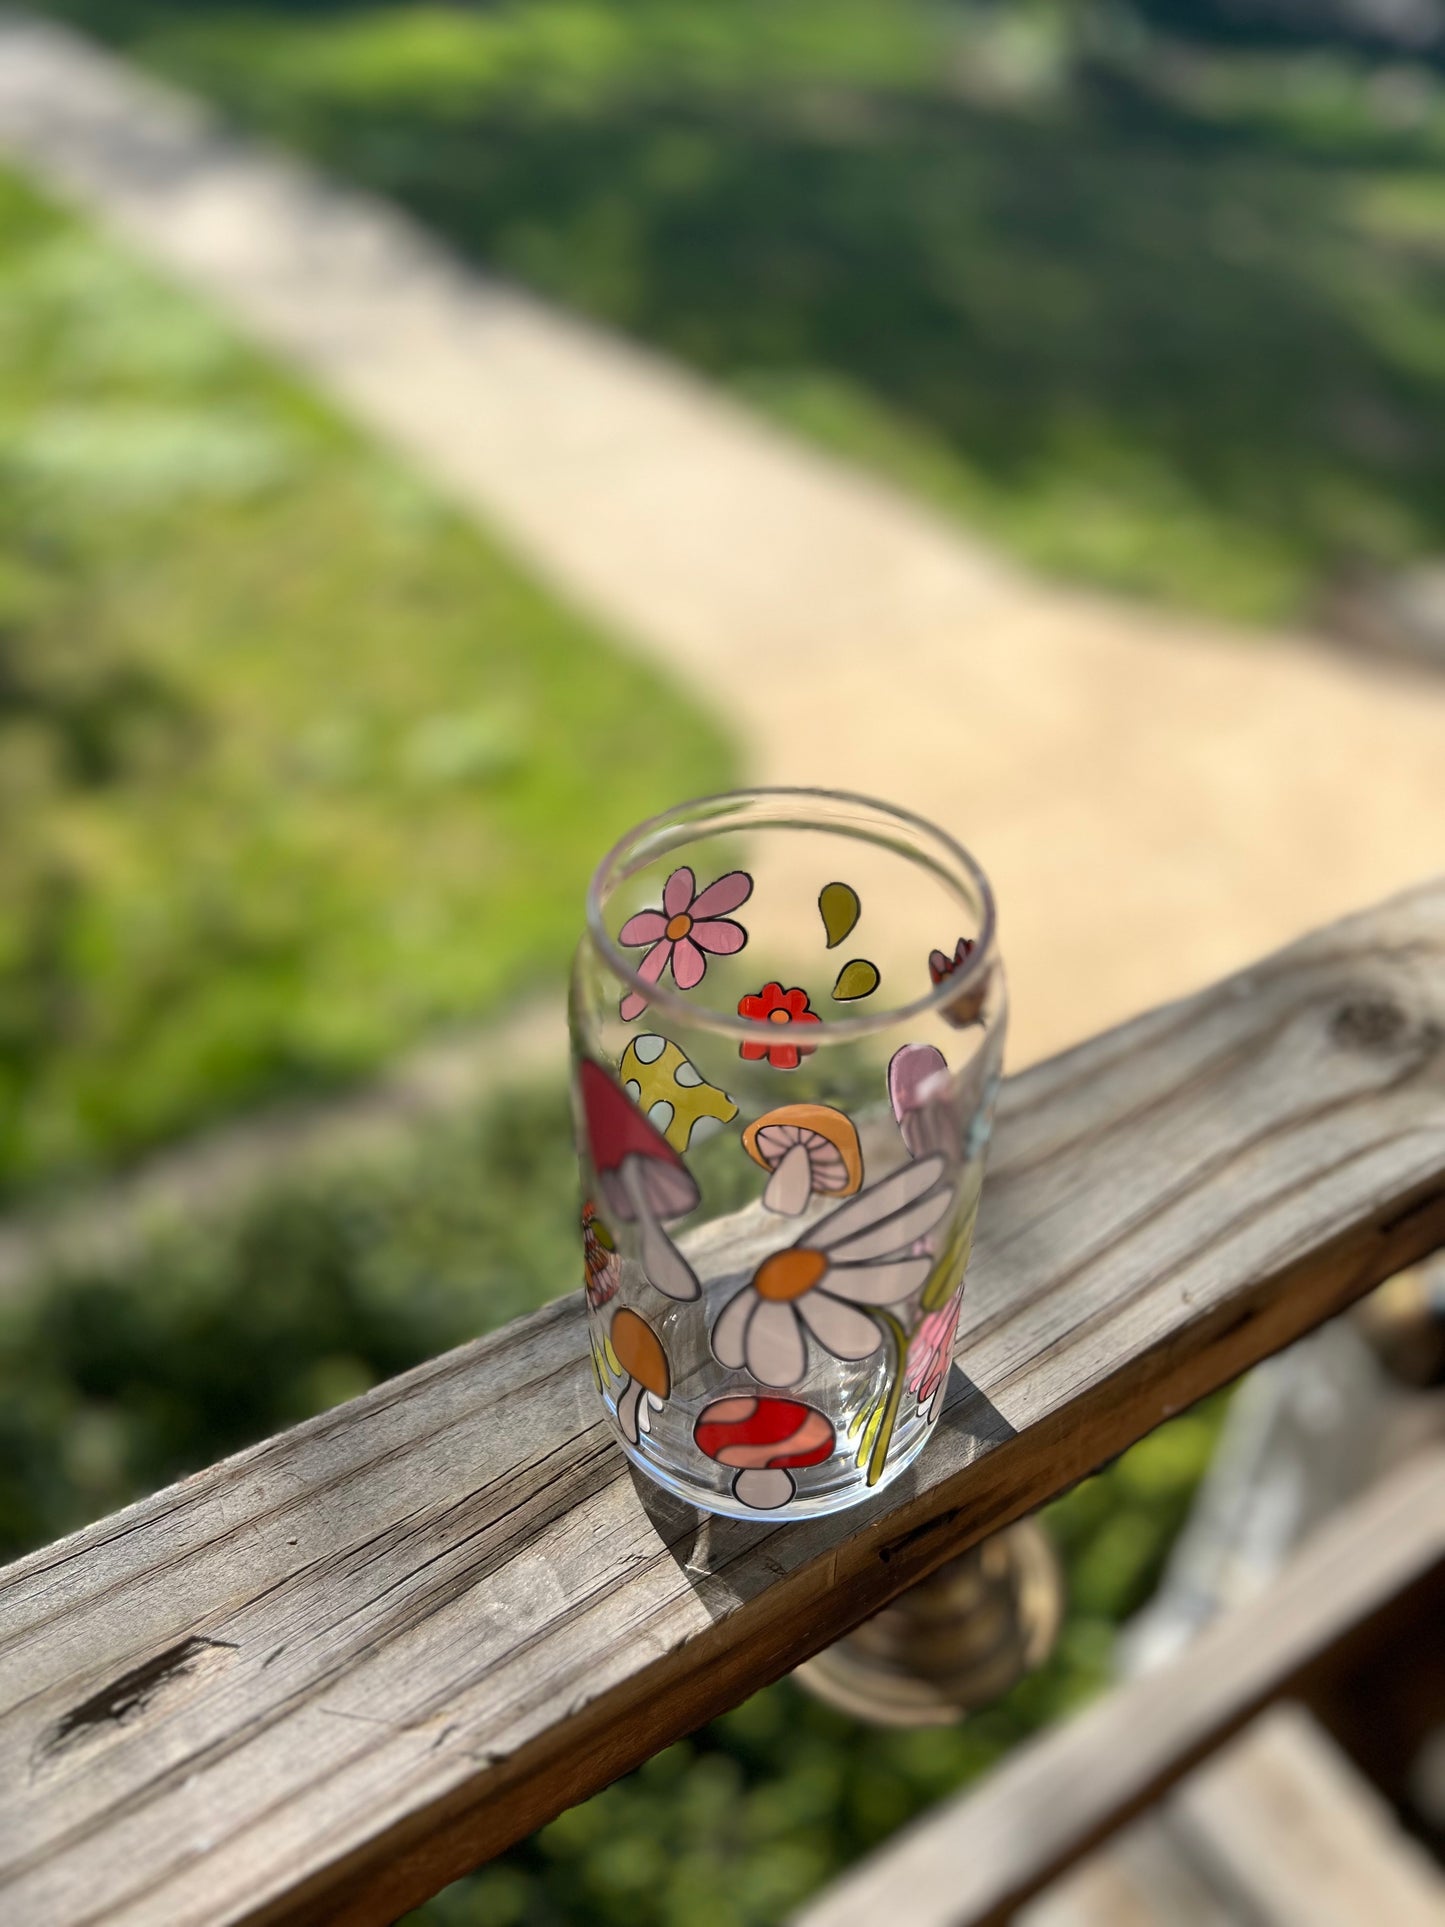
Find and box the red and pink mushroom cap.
[694,1395,835,1510]
[579,1058,701,1224]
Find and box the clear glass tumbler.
[571,789,1006,1521]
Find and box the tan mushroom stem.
[763,1141,816,1216]
[621,1160,700,1301]
[617,1378,643,1443]
[734,1467,796,1510]
[744,1104,863,1219]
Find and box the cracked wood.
[0,878,1442,1926]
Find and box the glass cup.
[571,788,1006,1521]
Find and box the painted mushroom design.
[610,1306,671,1444]
[579,1058,701,1300]
[694,1395,835,1511]
[742,1102,863,1217]
[887,1043,951,1160]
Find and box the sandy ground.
[1,16,1442,1073]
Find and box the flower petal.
[711,1288,754,1369]
[619,909,668,947]
[810,1154,946,1253]
[824,1184,953,1263]
[821,1254,932,1307]
[740,1039,769,1061]
[619,939,673,1022]
[691,918,747,956]
[769,1043,802,1070]
[797,1291,883,1360]
[663,866,696,917]
[746,1301,808,1388]
[670,936,708,990]
[690,870,753,918]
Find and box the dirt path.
[2,16,1441,1071]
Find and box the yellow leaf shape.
[818,880,861,949]
[831,957,880,1002]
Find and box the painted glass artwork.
[616,865,751,1020]
[710,1156,953,1389]
[737,982,821,1069]
[831,957,881,1002]
[619,1032,737,1151]
[742,1103,862,1216]
[694,1396,835,1511]
[571,789,1006,1520]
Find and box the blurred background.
[1,2,1443,1922]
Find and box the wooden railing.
[1,879,1442,1926]
[795,1445,1445,1927]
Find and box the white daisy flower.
[711,1154,953,1389]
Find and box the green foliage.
[0,1083,580,1550]
[34,0,1445,620]
[0,165,731,1197]
[0,1066,1223,1927]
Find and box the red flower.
[738,982,821,1070]
[928,936,975,985]
[928,936,988,1028]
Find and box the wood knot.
[32,1635,236,1775]
[1330,997,1407,1053]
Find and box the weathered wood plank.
[1,879,1443,1927]
[1172,1703,1445,1926]
[1016,1813,1237,1927]
[794,1447,1445,1927]
[1016,1704,1445,1927]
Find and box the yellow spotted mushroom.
[619,1033,738,1152]
[742,1103,863,1216]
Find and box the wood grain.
[1171,1703,1445,1927]
[1,880,1443,1927]
[1015,1704,1445,1927]
[794,1447,1445,1927]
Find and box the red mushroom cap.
[694,1396,835,1471]
[579,1058,701,1223]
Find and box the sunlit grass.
[33,0,1445,623]
[0,165,732,1196]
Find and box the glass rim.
[584,785,998,1045]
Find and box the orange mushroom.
[742,1102,863,1216]
[610,1305,671,1444]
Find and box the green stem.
[864,1311,908,1488]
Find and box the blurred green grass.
[0,1073,1223,1927]
[0,163,730,1198]
[30,0,1445,621]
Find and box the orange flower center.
[753,1247,827,1303]
[768,1007,792,1024]
[665,913,693,941]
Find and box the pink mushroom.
[888,1043,952,1159]
[579,1058,701,1300]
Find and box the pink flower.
[906,1293,963,1419]
[617,865,751,1021]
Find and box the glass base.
[614,1404,938,1522]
